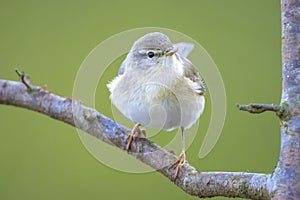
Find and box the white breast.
[108,56,204,130]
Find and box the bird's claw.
[126,123,146,151]
[168,151,186,181]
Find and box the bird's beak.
[164,48,177,57]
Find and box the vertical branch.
[271,0,300,199]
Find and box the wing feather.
[177,52,206,95]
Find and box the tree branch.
[237,103,282,114]
[0,79,271,199]
[237,103,291,121]
[270,0,300,199]
[236,1,300,198]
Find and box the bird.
[107,32,205,180]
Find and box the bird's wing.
[174,43,194,58]
[177,55,205,96]
[175,42,206,95]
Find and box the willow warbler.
[108,32,205,179]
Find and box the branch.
[15,68,32,90]
[236,1,300,198]
[237,103,281,114]
[237,103,290,121]
[0,79,271,199]
[270,0,300,199]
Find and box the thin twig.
[237,103,281,114]
[15,68,32,90]
[237,103,291,121]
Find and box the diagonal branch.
[0,79,271,199]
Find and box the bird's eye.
[147,51,155,58]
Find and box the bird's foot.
[126,123,146,151]
[168,151,186,181]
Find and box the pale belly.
[111,80,204,130]
[127,83,182,130]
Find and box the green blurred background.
[0,0,281,199]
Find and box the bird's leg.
[169,127,186,181]
[126,123,146,151]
